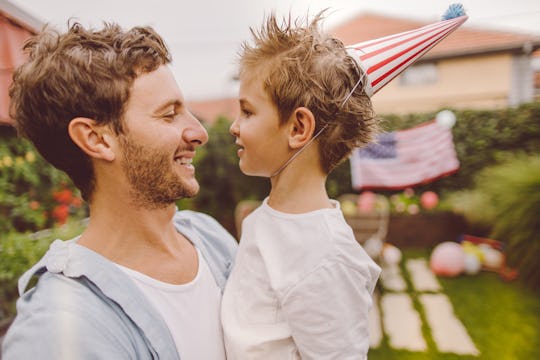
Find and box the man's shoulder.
[175,209,220,226]
[2,272,136,359]
[173,210,238,290]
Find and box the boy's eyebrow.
[239,99,251,107]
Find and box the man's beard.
[119,135,199,210]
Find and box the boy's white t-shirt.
[221,198,381,360]
[117,247,226,360]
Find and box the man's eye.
[162,112,176,120]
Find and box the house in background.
[0,0,42,126]
[188,12,540,123]
[332,13,540,115]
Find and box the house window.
[400,63,438,86]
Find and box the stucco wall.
[372,53,514,115]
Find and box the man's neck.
[77,194,198,284]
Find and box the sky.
[7,0,540,101]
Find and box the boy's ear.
[68,118,116,162]
[288,107,316,149]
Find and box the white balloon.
[436,110,456,128]
[464,253,481,275]
[483,248,504,269]
[383,244,402,266]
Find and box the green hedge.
[0,221,86,318]
[2,101,539,235]
[186,102,540,234]
[448,155,540,289]
[182,116,270,236]
[379,101,540,192]
[2,101,539,236]
[0,126,87,233]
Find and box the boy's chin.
[239,165,269,178]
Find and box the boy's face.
[114,65,208,209]
[230,72,291,177]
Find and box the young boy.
[221,12,380,359]
[221,6,467,358]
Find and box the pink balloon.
[430,242,465,277]
[420,191,439,210]
[357,191,376,213]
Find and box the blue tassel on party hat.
[346,4,468,96]
[443,3,466,20]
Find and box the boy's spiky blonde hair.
[239,11,378,173]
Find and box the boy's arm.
[281,261,375,360]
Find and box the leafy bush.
[186,117,269,236]
[0,126,87,233]
[448,154,540,289]
[0,221,86,318]
[381,101,540,193]
[186,102,540,232]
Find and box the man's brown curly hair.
[9,22,171,200]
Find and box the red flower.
[52,204,70,224]
[71,196,83,208]
[53,189,73,204]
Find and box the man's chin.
[178,182,200,199]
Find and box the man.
[2,22,237,359]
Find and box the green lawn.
[368,248,540,359]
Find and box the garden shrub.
[0,126,86,233]
[0,221,86,318]
[448,154,540,289]
[380,101,540,193]
[187,117,269,236]
[189,102,540,231]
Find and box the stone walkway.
[369,258,480,356]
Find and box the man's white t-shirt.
[118,247,225,360]
[222,198,381,360]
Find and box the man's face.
[118,65,208,209]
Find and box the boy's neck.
[268,165,332,213]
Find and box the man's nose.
[183,112,208,146]
[229,119,239,137]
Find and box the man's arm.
[2,306,135,359]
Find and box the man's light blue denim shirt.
[2,210,238,359]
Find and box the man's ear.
[68,118,116,162]
[288,107,316,149]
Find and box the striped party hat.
[346,4,468,96]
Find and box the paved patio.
[369,257,480,356]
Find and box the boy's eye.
[241,108,252,117]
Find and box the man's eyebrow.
[153,100,182,114]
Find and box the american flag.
[350,120,459,190]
